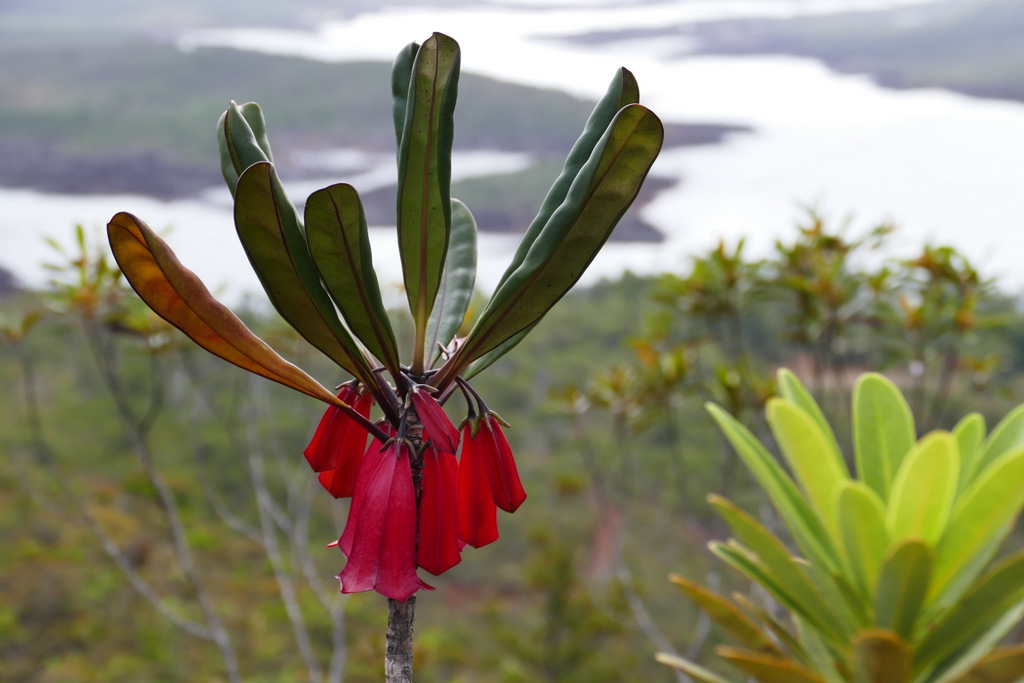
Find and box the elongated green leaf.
[706,404,839,574]
[669,573,780,655]
[494,67,640,291]
[924,602,1024,683]
[953,412,985,493]
[709,496,852,638]
[216,100,273,196]
[234,162,372,382]
[391,40,419,147]
[107,212,341,406]
[655,653,736,683]
[305,183,401,375]
[917,550,1024,673]
[945,644,1024,683]
[874,540,932,639]
[731,593,813,667]
[852,372,916,501]
[715,647,827,683]
[777,369,844,466]
[833,571,873,630]
[448,103,663,381]
[852,628,910,683]
[395,32,460,371]
[837,481,890,600]
[425,199,477,366]
[887,431,959,546]
[767,398,850,539]
[968,403,1024,485]
[931,446,1024,600]
[710,542,846,646]
[794,617,849,682]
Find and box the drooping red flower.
[305,385,372,498]
[456,422,499,548]
[337,439,432,600]
[417,446,462,575]
[479,414,527,513]
[410,386,460,454]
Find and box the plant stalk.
[386,596,416,682]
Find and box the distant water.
[6,0,1024,300]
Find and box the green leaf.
[107,212,340,406]
[917,550,1024,673]
[967,403,1024,485]
[924,602,1024,683]
[710,542,846,646]
[836,481,890,600]
[395,32,460,372]
[715,647,827,683]
[233,162,372,382]
[766,398,850,540]
[944,644,1024,683]
[731,593,814,668]
[493,67,640,292]
[851,628,910,683]
[852,372,915,502]
[305,182,401,376]
[930,446,1024,601]
[391,40,419,148]
[886,431,959,546]
[424,199,477,366]
[655,653,736,683]
[706,404,839,574]
[448,103,663,381]
[778,368,844,467]
[953,412,985,493]
[216,100,273,196]
[669,573,780,654]
[709,495,852,639]
[874,540,932,640]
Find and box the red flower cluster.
[305,385,526,601]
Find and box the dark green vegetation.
[580,0,1024,103]
[0,34,727,238]
[5,218,1024,681]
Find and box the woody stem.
[385,596,416,683]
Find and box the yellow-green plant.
[659,369,1024,683]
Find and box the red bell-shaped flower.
[411,386,460,454]
[456,422,499,548]
[305,385,372,498]
[417,446,462,575]
[337,439,432,600]
[479,414,527,513]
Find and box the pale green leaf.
[767,398,850,540]
[852,372,915,502]
[931,447,1024,601]
[967,404,1024,486]
[778,368,844,465]
[706,404,839,573]
[886,431,959,546]
[837,481,890,600]
[953,412,985,494]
